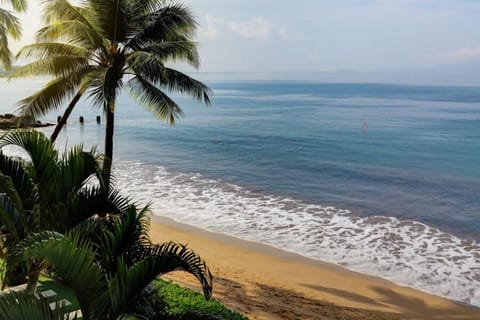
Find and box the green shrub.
[154,279,248,320]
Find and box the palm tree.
[0,130,129,289]
[0,0,26,70]
[2,204,213,319]
[12,0,211,188]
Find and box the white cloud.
[435,46,480,62]
[228,17,272,40]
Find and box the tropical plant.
[12,0,211,188]
[0,130,128,289]
[1,204,213,319]
[0,0,26,70]
[0,290,72,320]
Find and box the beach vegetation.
[11,0,211,188]
[154,279,248,320]
[0,204,213,319]
[0,130,128,290]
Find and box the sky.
[9,0,480,84]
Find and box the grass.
[154,279,248,320]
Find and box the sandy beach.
[150,215,480,320]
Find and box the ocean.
[1,78,479,306]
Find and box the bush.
[153,279,248,320]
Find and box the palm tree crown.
[12,0,211,186]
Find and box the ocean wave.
[113,159,480,307]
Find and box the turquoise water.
[1,79,480,305]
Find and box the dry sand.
[150,215,480,320]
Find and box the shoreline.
[150,214,480,320]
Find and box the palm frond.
[0,151,34,205]
[16,42,88,60]
[39,0,103,48]
[14,67,93,120]
[0,8,21,69]
[127,76,183,124]
[11,55,89,78]
[4,0,27,12]
[99,205,152,269]
[108,246,212,317]
[156,67,211,104]
[10,231,106,317]
[87,0,130,42]
[0,130,59,196]
[0,291,66,320]
[130,39,199,67]
[0,7,22,39]
[146,241,213,299]
[0,26,13,69]
[58,145,100,195]
[0,173,24,238]
[127,4,197,48]
[127,51,210,104]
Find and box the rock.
[0,114,54,129]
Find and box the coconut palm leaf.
[15,67,91,120]
[134,39,200,67]
[127,75,184,124]
[16,42,88,59]
[127,4,197,47]
[0,0,26,69]
[39,0,103,48]
[11,56,89,78]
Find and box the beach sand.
[150,215,480,320]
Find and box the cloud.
[228,17,272,40]
[435,46,480,62]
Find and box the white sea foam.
[114,159,480,307]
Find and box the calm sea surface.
[1,78,479,305]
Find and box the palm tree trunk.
[50,91,83,143]
[103,103,115,190]
[25,260,41,293]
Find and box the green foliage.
[0,205,213,319]
[0,130,127,288]
[154,280,248,320]
[0,0,27,70]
